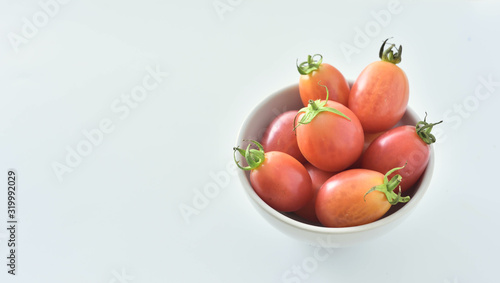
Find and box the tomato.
[348,39,409,133]
[295,163,336,223]
[234,140,312,212]
[295,97,364,172]
[297,54,350,107]
[349,130,387,169]
[316,167,408,228]
[261,110,306,163]
[361,115,442,193]
[363,131,386,152]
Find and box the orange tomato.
[348,39,409,133]
[297,54,350,107]
[295,100,364,172]
[315,168,408,227]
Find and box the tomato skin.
[349,130,386,169]
[261,111,306,163]
[299,63,350,107]
[296,100,364,172]
[348,61,409,133]
[295,163,336,223]
[250,151,312,212]
[361,125,430,193]
[363,131,386,152]
[315,169,391,228]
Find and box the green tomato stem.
[364,164,410,205]
[379,38,403,64]
[293,84,351,130]
[233,140,266,171]
[310,100,319,111]
[296,54,323,75]
[416,112,443,145]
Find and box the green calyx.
[293,84,351,130]
[379,38,403,64]
[233,140,266,171]
[296,54,323,75]
[416,112,443,145]
[364,165,410,205]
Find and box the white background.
[1,0,499,282]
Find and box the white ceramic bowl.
[235,83,434,248]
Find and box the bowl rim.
[235,83,434,235]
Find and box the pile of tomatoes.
[234,39,441,228]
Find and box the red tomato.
[261,111,306,163]
[349,130,386,169]
[295,163,336,223]
[363,131,386,152]
[295,99,364,172]
[316,168,408,228]
[234,140,312,212]
[297,54,350,107]
[361,115,441,193]
[348,39,409,133]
